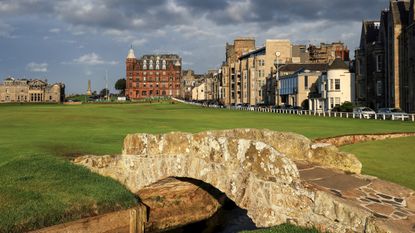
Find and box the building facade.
[221,38,292,106]
[0,77,65,103]
[308,42,350,64]
[125,47,182,100]
[279,69,323,108]
[309,59,354,112]
[0,78,65,103]
[356,0,415,112]
[181,70,203,100]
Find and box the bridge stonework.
[74,129,391,233]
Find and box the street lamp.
[274,51,281,106]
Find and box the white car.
[377,108,409,120]
[353,107,376,119]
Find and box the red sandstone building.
[125,47,182,99]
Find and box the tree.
[115,79,126,95]
[99,88,109,98]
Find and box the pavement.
[297,161,415,233]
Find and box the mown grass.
[341,136,415,190]
[0,102,414,232]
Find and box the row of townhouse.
[218,37,353,111]
[356,0,415,113]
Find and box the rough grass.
[0,102,414,232]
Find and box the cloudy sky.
[0,0,387,94]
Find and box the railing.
[172,98,415,122]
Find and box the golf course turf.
[0,102,414,232]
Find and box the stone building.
[190,70,221,102]
[308,42,350,64]
[181,70,203,100]
[125,47,182,100]
[279,69,325,109]
[221,38,292,106]
[356,0,415,112]
[355,21,386,109]
[309,59,354,112]
[0,77,65,103]
[221,37,256,106]
[266,63,327,106]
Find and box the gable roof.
[328,58,349,70]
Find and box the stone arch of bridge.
[74,129,366,231]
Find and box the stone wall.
[315,132,415,147]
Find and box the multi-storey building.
[308,42,350,64]
[356,0,415,112]
[181,70,203,100]
[355,21,386,109]
[221,37,256,106]
[125,47,182,100]
[0,77,65,103]
[309,59,354,112]
[221,38,292,106]
[279,67,326,108]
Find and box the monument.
[86,80,92,96]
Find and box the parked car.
[377,108,409,120]
[353,107,376,119]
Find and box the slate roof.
[279,63,328,73]
[328,58,349,70]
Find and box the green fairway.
[0,102,414,232]
[341,136,415,190]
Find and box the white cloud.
[73,53,118,65]
[26,62,48,72]
[49,28,61,33]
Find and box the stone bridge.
[74,129,415,233]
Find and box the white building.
[309,59,354,112]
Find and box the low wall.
[29,205,146,233]
[315,132,415,147]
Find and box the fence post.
[402,114,405,121]
[412,114,415,122]
[392,115,395,121]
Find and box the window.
[376,55,383,72]
[142,91,147,96]
[330,79,334,90]
[335,97,341,106]
[304,76,309,89]
[377,80,383,96]
[330,97,334,109]
[335,79,340,90]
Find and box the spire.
[127,46,136,59]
